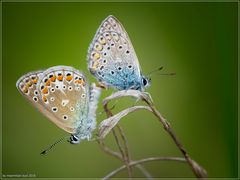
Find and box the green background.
[2,2,238,178]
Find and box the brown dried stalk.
[97,137,152,179]
[100,103,151,178]
[99,90,208,179]
[103,156,187,179]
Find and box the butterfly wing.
[16,70,44,107]
[16,70,71,132]
[88,15,142,90]
[16,66,89,134]
[37,66,89,134]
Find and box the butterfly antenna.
[157,72,176,76]
[40,136,69,155]
[147,66,163,77]
[147,66,176,77]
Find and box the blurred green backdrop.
[2,2,237,178]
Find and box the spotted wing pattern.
[16,66,89,134]
[88,15,142,90]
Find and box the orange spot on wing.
[74,79,83,84]
[50,75,56,82]
[45,79,51,86]
[66,75,73,81]
[57,75,63,81]
[42,87,48,94]
[92,61,99,70]
[32,79,38,84]
[42,96,47,102]
[23,86,28,94]
[27,81,33,87]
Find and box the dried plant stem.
[97,131,152,179]
[99,98,152,178]
[97,138,122,161]
[112,127,132,178]
[100,90,208,179]
[103,156,186,179]
[116,125,131,166]
[102,101,132,177]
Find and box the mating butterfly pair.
[16,15,150,145]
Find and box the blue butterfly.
[16,66,101,147]
[88,15,150,91]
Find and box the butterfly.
[16,66,101,146]
[87,15,151,91]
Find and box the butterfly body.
[16,66,101,144]
[88,15,150,91]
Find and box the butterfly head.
[69,134,80,144]
[141,75,151,90]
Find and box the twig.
[100,90,208,179]
[116,125,131,166]
[135,164,152,179]
[97,138,122,161]
[103,156,186,179]
[103,100,132,178]
[99,106,152,138]
[102,101,152,178]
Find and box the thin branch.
[116,125,131,165]
[103,100,132,178]
[112,128,132,178]
[135,164,152,179]
[97,138,122,161]
[103,156,186,179]
[99,106,152,138]
[100,90,208,179]
[102,100,152,178]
